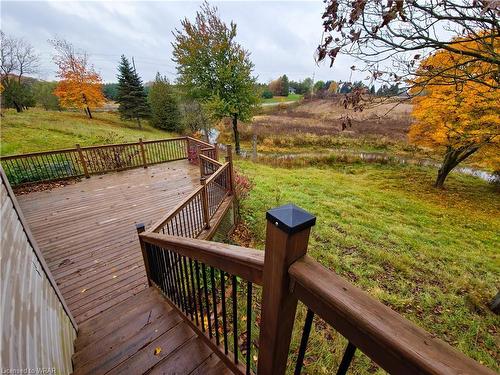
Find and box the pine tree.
[116,55,150,128]
[281,75,290,96]
[148,73,182,132]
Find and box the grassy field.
[235,159,499,373]
[1,108,177,155]
[261,93,303,104]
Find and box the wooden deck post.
[199,155,204,178]
[214,142,219,161]
[76,144,90,178]
[139,138,148,168]
[225,144,234,195]
[185,137,191,160]
[200,177,211,229]
[257,204,316,375]
[136,223,152,287]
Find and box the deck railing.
[138,202,496,375]
[137,233,262,375]
[186,136,218,165]
[0,137,188,186]
[149,144,234,238]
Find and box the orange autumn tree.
[409,36,499,188]
[51,39,104,119]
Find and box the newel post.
[136,223,152,287]
[139,138,148,168]
[76,144,90,178]
[214,142,219,161]
[257,204,316,375]
[225,144,234,195]
[200,177,211,229]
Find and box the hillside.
[0,109,177,155]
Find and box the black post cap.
[136,223,145,233]
[266,204,316,234]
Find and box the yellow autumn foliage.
[409,36,499,169]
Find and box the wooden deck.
[16,159,234,374]
[72,287,231,375]
[17,160,199,325]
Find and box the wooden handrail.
[0,147,79,159]
[186,136,213,149]
[148,185,204,233]
[205,162,229,184]
[139,232,264,285]
[199,153,223,167]
[0,137,188,159]
[289,255,496,375]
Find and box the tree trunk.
[136,117,142,129]
[435,146,479,188]
[13,101,22,113]
[86,106,93,119]
[232,113,241,155]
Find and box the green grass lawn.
[236,159,499,373]
[261,93,303,104]
[1,108,177,155]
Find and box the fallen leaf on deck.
[154,347,162,356]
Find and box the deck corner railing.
[138,201,496,375]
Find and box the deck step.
[72,287,234,375]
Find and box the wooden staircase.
[71,287,232,375]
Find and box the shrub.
[261,90,273,99]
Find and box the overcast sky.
[1,1,365,84]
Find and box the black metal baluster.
[182,256,194,320]
[161,248,174,300]
[166,249,180,306]
[171,250,185,311]
[210,267,220,345]
[202,264,213,338]
[195,260,205,332]
[232,275,238,364]
[175,252,188,312]
[220,270,229,355]
[246,282,253,375]
[157,248,168,294]
[165,249,180,306]
[336,342,357,375]
[189,259,199,325]
[294,308,315,375]
[150,245,160,286]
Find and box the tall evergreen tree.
[148,73,182,132]
[116,55,150,128]
[281,74,289,96]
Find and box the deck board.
[17,160,200,324]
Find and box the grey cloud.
[2,1,363,84]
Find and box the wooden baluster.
[139,138,148,168]
[257,204,316,375]
[136,223,152,287]
[76,144,90,178]
[200,177,211,229]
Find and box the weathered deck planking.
[72,287,230,374]
[17,160,200,324]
